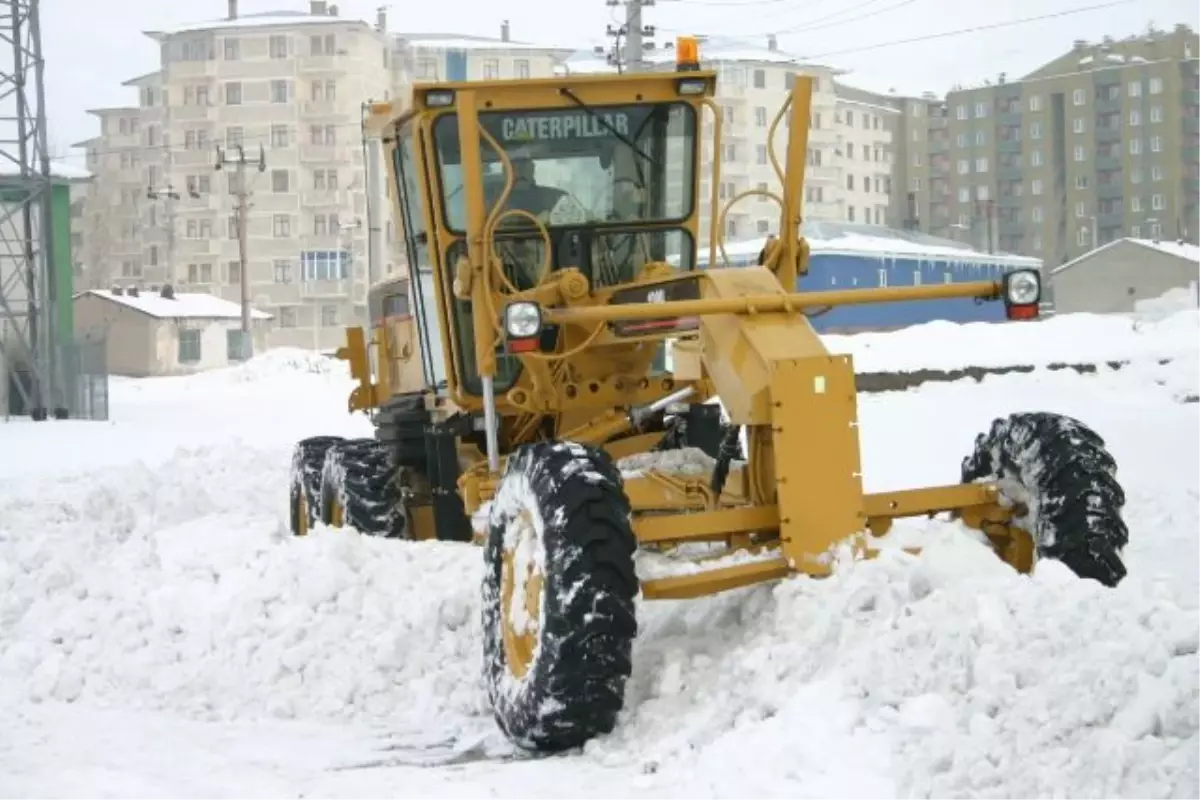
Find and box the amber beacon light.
[675,36,700,70]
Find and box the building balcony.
[169,104,217,122]
[996,193,1022,207]
[301,190,345,207]
[1097,181,1124,200]
[172,148,213,167]
[997,139,1021,153]
[299,55,348,74]
[1183,88,1200,106]
[1095,96,1122,113]
[299,144,339,163]
[1096,155,1122,171]
[167,60,217,79]
[805,165,838,182]
[300,100,341,118]
[299,278,351,298]
[929,138,948,153]
[1098,210,1124,227]
[997,110,1021,126]
[1095,126,1122,143]
[1185,116,1199,134]
[997,165,1022,181]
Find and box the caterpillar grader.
[288,38,1129,753]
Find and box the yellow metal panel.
[633,505,779,544]
[698,267,830,425]
[769,354,866,576]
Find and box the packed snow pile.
[225,347,347,382]
[822,308,1198,373]
[1135,285,1199,320]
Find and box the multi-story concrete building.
[930,23,1199,264]
[73,3,574,351]
[830,82,900,227]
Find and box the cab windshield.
[432,102,696,231]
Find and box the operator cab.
[388,71,712,400]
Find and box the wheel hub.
[500,509,544,679]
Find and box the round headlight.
[1006,271,1040,305]
[504,302,542,338]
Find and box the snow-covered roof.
[1051,237,1200,275]
[78,289,272,321]
[121,71,162,87]
[698,222,1041,268]
[398,33,577,53]
[558,35,828,75]
[0,160,92,181]
[145,11,372,37]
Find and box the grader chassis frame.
[293,40,1128,754]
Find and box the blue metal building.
[699,222,1042,333]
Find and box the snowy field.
[0,309,1197,798]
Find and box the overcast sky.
[41,0,1200,162]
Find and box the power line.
[795,0,1139,59]
[773,0,904,35]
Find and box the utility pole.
[214,144,265,350]
[604,0,655,73]
[145,181,198,280]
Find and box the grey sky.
[44,0,1199,163]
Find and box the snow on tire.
[288,435,344,536]
[482,440,638,753]
[319,438,405,538]
[961,411,1129,587]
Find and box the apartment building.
[927,23,1199,263]
[830,82,900,227]
[74,3,573,351]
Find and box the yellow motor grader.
[288,38,1128,753]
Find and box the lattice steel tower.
[0,0,58,419]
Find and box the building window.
[756,145,767,165]
[224,82,242,105]
[1150,135,1162,152]
[958,187,969,202]
[1076,175,1089,189]
[976,185,990,201]
[1151,165,1163,181]
[273,259,293,283]
[955,105,967,120]
[974,102,987,118]
[224,38,240,60]
[755,219,769,234]
[1150,105,1163,123]
[271,125,289,149]
[1028,94,1042,111]
[755,106,768,127]
[178,330,202,364]
[271,80,290,103]
[1072,88,1086,106]
[1075,201,1086,218]
[225,126,244,147]
[482,59,499,79]
[1029,121,1041,139]
[752,69,765,88]
[1074,145,1086,162]
[1073,117,1085,133]
[1131,168,1143,183]
[227,261,241,284]
[301,250,351,281]
[974,130,986,145]
[1131,196,1142,212]
[1130,109,1142,126]
[1149,77,1163,94]
[975,157,988,172]
[956,159,968,174]
[1128,80,1142,97]
[1130,138,1142,155]
[310,34,335,56]
[1032,206,1043,222]
[226,330,250,362]
[1151,194,1165,210]
[1030,149,1043,166]
[272,169,289,192]
[1076,228,1089,246]
[270,35,288,58]
[278,307,297,328]
[273,215,291,237]
[514,59,530,79]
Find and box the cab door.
[381,279,427,395]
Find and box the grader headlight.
[1003,269,1041,320]
[504,301,544,352]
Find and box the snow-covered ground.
[1,312,1197,798]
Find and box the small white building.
[74,286,273,377]
[1050,238,1200,314]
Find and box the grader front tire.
[288,435,345,536]
[962,411,1129,587]
[319,438,406,538]
[482,441,638,753]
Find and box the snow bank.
[1,319,1197,797]
[822,308,1198,373]
[0,446,487,728]
[225,348,348,382]
[1135,286,1199,320]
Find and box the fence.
[2,332,109,421]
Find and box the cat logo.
[646,288,666,304]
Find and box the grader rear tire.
[961,411,1128,587]
[319,438,406,538]
[289,435,344,536]
[482,441,638,753]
